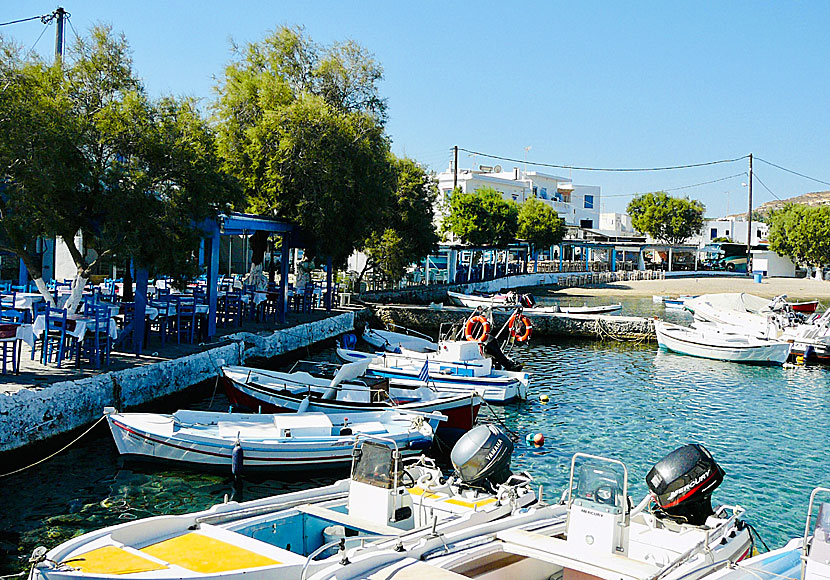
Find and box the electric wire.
[755,157,830,188]
[26,25,49,57]
[0,15,46,27]
[600,173,747,198]
[457,147,748,172]
[66,14,81,43]
[753,171,783,202]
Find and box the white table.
[33,314,118,343]
[0,324,35,348]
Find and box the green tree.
[768,204,830,267]
[517,197,566,267]
[0,40,81,303]
[627,192,705,244]
[442,187,519,247]
[358,157,438,287]
[214,26,394,286]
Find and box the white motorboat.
[781,309,830,363]
[704,486,830,580]
[310,444,752,580]
[105,407,441,471]
[361,324,437,353]
[655,320,792,365]
[28,427,537,580]
[684,293,795,338]
[222,361,482,433]
[337,339,529,403]
[447,290,621,315]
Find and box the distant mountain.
[756,190,830,214]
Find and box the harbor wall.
[371,304,655,341]
[0,311,360,453]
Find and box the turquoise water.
[2,296,829,572]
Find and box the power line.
[27,25,49,57]
[753,171,782,201]
[457,147,748,172]
[600,172,746,198]
[755,157,830,188]
[0,14,46,27]
[66,13,81,43]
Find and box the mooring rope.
[0,415,107,479]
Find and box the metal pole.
[453,146,458,190]
[54,7,66,63]
[746,153,753,269]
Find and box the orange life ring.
[464,315,491,342]
[508,313,533,342]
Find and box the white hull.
[655,321,791,365]
[106,409,436,470]
[336,348,529,403]
[447,290,621,315]
[362,327,436,353]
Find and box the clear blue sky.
[4,1,830,217]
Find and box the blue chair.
[170,296,196,344]
[80,303,112,367]
[219,290,242,327]
[148,298,171,346]
[0,310,24,373]
[39,306,70,367]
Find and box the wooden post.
[206,231,220,339]
[133,267,148,354]
[326,256,333,312]
[279,236,290,324]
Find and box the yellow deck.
[140,532,281,573]
[64,546,167,575]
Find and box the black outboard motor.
[521,294,536,308]
[482,335,523,371]
[646,443,724,526]
[450,424,514,490]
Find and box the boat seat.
[295,503,403,536]
[369,561,471,580]
[496,528,661,580]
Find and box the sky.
[3,1,830,217]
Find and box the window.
[584,195,594,209]
[532,186,538,197]
[580,219,593,229]
[710,228,718,239]
[540,187,548,200]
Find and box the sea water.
[2,297,828,572]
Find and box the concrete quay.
[0,309,367,453]
[370,304,655,341]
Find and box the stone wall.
[0,310,361,453]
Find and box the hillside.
[755,190,830,214]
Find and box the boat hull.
[222,376,481,432]
[655,322,791,365]
[106,413,432,471]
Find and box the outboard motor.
[450,424,514,490]
[521,294,536,308]
[646,443,724,526]
[482,335,523,371]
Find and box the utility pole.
[54,7,66,63]
[746,153,753,267]
[453,145,458,190]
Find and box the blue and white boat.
[104,407,441,471]
[336,339,529,403]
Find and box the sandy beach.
[538,274,830,301]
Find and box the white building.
[436,165,601,229]
[598,212,636,237]
[690,217,769,246]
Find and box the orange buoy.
[533,433,545,446]
[508,313,533,342]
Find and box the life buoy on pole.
[508,313,533,342]
[464,315,491,342]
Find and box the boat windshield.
[351,441,402,490]
[571,459,627,515]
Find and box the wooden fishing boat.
[447,290,621,315]
[105,407,440,471]
[222,361,482,432]
[789,299,819,313]
[361,325,437,353]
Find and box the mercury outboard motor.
[450,424,514,490]
[482,335,523,371]
[646,443,724,526]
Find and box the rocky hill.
[756,190,830,214]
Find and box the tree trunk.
[243,231,269,290]
[61,232,92,314]
[355,258,374,293]
[123,259,134,302]
[18,251,56,307]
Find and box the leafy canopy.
[768,204,830,266]
[517,197,566,251]
[627,192,705,244]
[214,26,393,265]
[361,157,439,283]
[442,187,519,247]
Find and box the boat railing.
[648,504,746,580]
[802,486,830,579]
[194,491,350,526]
[300,532,401,580]
[383,323,434,342]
